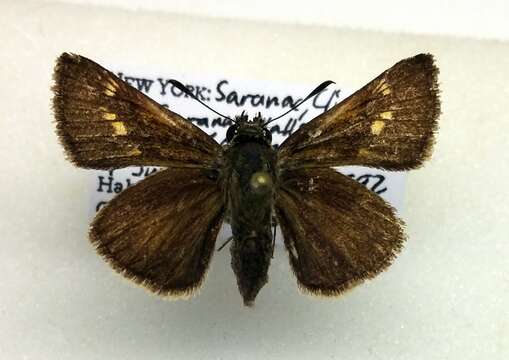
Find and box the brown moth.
[52,53,439,306]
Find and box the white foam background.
[1,2,508,359]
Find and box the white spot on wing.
[102,112,117,120]
[371,120,385,135]
[309,129,322,138]
[380,111,393,120]
[111,121,127,136]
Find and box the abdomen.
[226,141,276,305]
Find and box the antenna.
[169,80,236,123]
[263,80,335,126]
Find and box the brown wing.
[90,168,225,297]
[278,54,440,171]
[52,53,222,169]
[275,167,405,295]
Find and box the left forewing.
[52,53,222,170]
[275,167,405,296]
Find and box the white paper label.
[89,71,406,217]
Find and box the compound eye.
[226,125,239,142]
[263,128,272,143]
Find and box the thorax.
[223,140,277,232]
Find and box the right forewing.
[277,54,439,171]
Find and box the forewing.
[90,168,225,297]
[278,54,440,171]
[53,53,222,169]
[275,167,405,295]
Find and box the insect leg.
[271,221,277,258]
[217,236,233,252]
